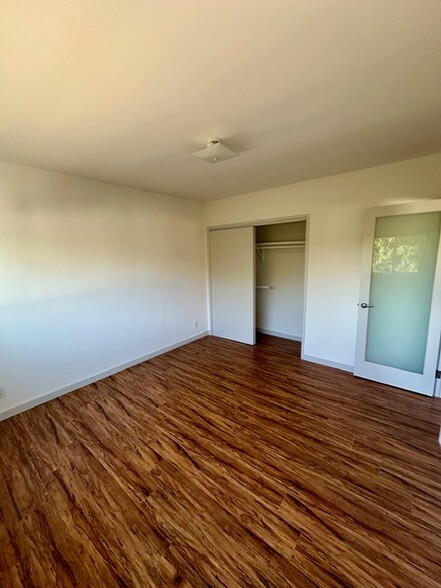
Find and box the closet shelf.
[256,240,305,261]
[256,240,305,248]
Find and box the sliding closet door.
[210,227,256,345]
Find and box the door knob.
[360,302,374,308]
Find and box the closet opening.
[255,220,306,353]
[208,216,308,358]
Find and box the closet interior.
[256,220,306,344]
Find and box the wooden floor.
[1,335,441,587]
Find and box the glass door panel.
[365,212,441,373]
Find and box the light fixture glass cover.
[191,140,238,164]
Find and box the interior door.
[354,199,441,395]
[210,227,256,345]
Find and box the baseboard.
[301,353,353,373]
[0,331,209,421]
[257,328,302,342]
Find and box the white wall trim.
[257,328,301,342]
[302,353,353,373]
[0,331,208,421]
[207,214,308,231]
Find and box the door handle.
[360,302,374,309]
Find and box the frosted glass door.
[354,201,441,395]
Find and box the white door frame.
[207,214,310,355]
[354,199,441,396]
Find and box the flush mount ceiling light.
[191,139,238,164]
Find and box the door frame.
[354,198,441,396]
[207,214,310,356]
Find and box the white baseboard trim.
[301,353,353,373]
[257,328,302,342]
[0,331,209,422]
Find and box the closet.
[256,221,306,342]
[209,219,306,347]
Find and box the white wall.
[0,161,207,418]
[256,248,304,340]
[205,153,441,370]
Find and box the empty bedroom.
[1,1,441,586]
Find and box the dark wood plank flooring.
[1,334,441,587]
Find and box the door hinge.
[436,370,441,379]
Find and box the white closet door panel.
[210,227,255,345]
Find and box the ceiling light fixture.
[191,139,238,164]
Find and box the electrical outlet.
[0,386,6,398]
[194,320,198,328]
